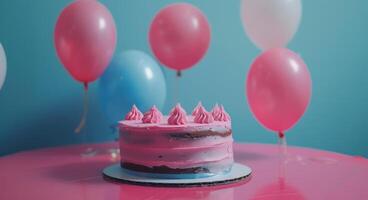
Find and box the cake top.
[120,102,231,128]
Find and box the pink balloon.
[246,48,311,132]
[54,0,116,84]
[149,3,211,71]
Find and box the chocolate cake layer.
[169,130,232,139]
[121,162,210,174]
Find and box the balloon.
[54,0,116,84]
[241,0,302,50]
[99,50,167,125]
[149,3,211,72]
[246,48,311,132]
[0,43,6,91]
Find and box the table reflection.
[250,178,305,200]
[118,184,235,200]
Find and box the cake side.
[119,103,234,177]
[119,122,233,174]
[119,116,231,148]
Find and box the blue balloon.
[99,50,166,125]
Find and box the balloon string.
[75,83,89,133]
[174,70,181,103]
[278,131,287,179]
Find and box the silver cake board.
[103,163,252,187]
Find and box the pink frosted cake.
[119,103,233,179]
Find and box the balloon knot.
[176,70,182,77]
[83,82,89,91]
[278,131,285,139]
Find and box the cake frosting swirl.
[194,106,214,124]
[191,101,203,116]
[211,104,221,118]
[213,105,231,122]
[142,105,163,123]
[125,105,143,120]
[168,104,188,125]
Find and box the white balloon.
[241,0,302,50]
[0,43,6,91]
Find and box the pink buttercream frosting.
[194,106,214,124]
[119,102,233,172]
[211,103,221,118]
[142,106,163,123]
[168,104,188,125]
[191,101,203,116]
[125,105,143,120]
[213,105,231,121]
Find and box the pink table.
[0,143,367,200]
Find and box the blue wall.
[0,0,367,156]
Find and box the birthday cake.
[118,103,233,179]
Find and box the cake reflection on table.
[250,178,305,200]
[118,184,235,200]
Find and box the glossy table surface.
[0,142,367,200]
